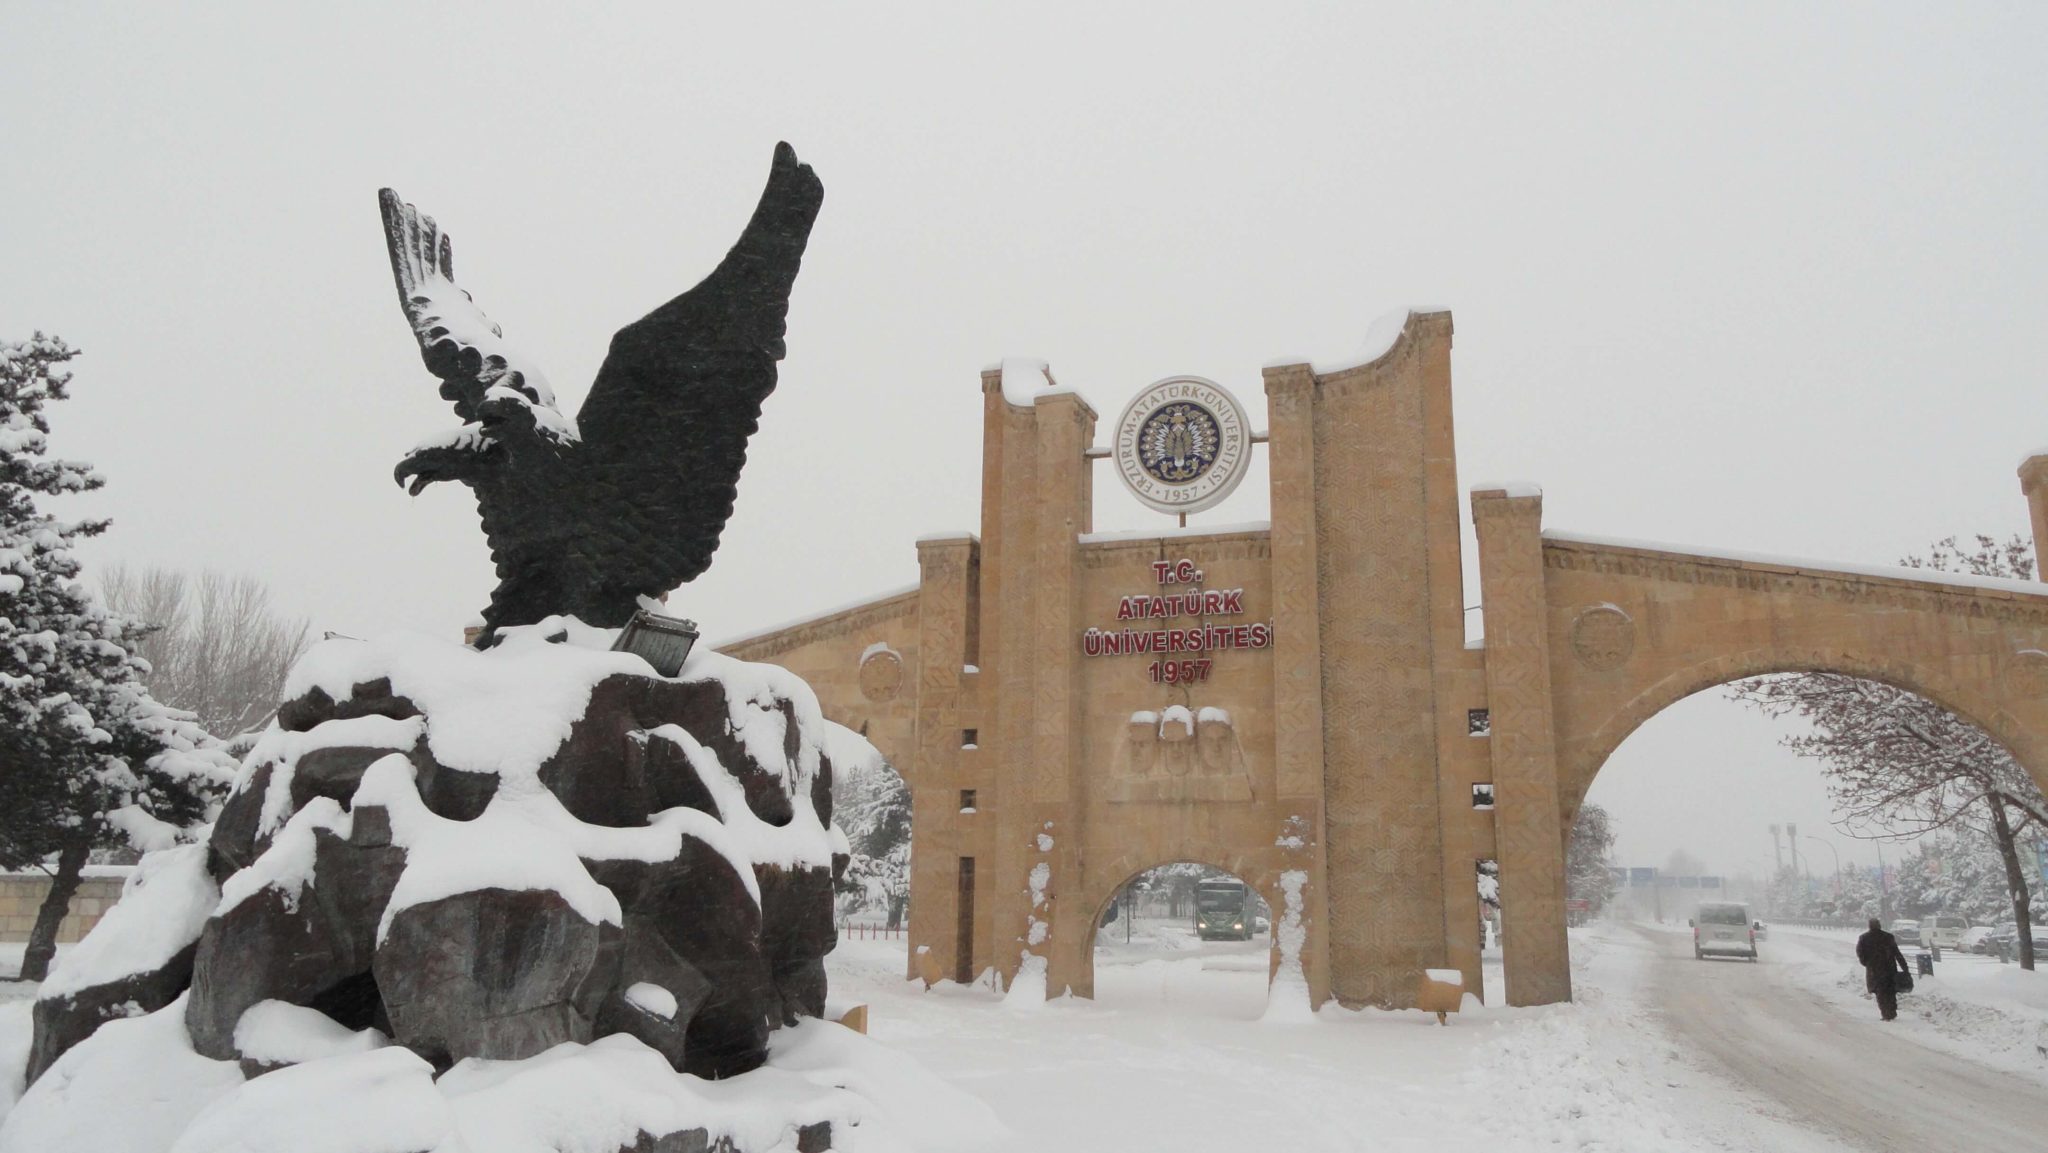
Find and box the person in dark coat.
[1855,918,1911,1021]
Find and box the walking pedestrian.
[1855,917,1911,1022]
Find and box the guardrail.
[838,923,907,940]
[1768,917,1862,932]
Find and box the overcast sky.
[4,4,2044,876]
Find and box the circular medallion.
[2005,648,2048,698]
[1570,605,1635,671]
[1112,376,1253,515]
[858,645,903,703]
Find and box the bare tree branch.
[100,565,310,741]
[1729,534,2045,966]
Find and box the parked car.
[1891,919,1922,948]
[1692,902,1759,961]
[1959,925,1998,954]
[1984,922,2043,959]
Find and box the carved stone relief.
[1104,706,1253,802]
[2005,648,2048,698]
[858,645,904,703]
[1570,604,1635,671]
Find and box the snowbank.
[39,845,215,1000]
[1259,870,1314,1024]
[0,1004,26,1118]
[2,972,988,1153]
[1770,925,2048,1085]
[0,996,243,1153]
[169,1047,449,1153]
[232,1001,389,1068]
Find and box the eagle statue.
[378,144,823,645]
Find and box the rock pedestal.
[26,627,873,1140]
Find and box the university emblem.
[1112,375,1252,515]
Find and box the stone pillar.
[1261,360,1332,1007]
[1470,486,1571,1006]
[1298,318,1450,1010]
[2020,455,2048,581]
[1031,392,1094,997]
[980,370,1038,991]
[905,534,979,981]
[1412,313,1486,998]
[973,365,1097,997]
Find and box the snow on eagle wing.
[377,189,578,466]
[571,143,824,597]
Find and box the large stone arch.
[1557,645,2048,826]
[1542,536,2048,826]
[1474,493,2048,1006]
[1047,848,1287,1001]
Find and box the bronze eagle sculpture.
[378,144,823,645]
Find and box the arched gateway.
[718,312,2048,1009]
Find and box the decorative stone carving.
[858,644,904,702]
[2005,648,2048,697]
[1105,705,1253,802]
[1570,604,1635,671]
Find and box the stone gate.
[719,311,2048,1007]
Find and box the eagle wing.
[378,189,577,482]
[571,143,824,597]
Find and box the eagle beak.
[394,460,430,496]
[394,452,446,496]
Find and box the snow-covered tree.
[1729,535,2047,968]
[1884,829,2033,926]
[0,334,236,979]
[1566,803,1618,915]
[833,754,910,926]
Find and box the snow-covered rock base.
[5,993,978,1153]
[0,621,960,1153]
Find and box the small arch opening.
[1088,862,1274,1018]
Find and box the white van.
[1692,902,1758,961]
[1924,915,1970,950]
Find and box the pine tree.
[0,334,236,980]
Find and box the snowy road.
[1636,925,2048,1151]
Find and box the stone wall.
[0,871,129,945]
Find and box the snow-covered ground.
[825,920,1859,1152]
[6,921,2044,1150]
[1760,923,2048,1085]
[0,945,47,1118]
